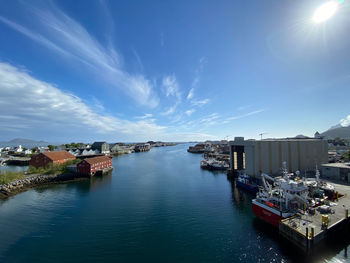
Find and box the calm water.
[0,165,28,173]
[0,144,349,262]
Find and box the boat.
[200,160,209,169]
[236,174,259,193]
[200,159,229,171]
[252,163,309,227]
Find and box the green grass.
[0,171,25,185]
[27,158,82,175]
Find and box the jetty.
[279,181,350,253]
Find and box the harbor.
[189,138,350,255]
[0,143,349,262]
[279,181,350,253]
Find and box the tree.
[31,147,38,153]
[48,145,55,151]
[343,150,350,161]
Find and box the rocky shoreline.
[0,173,87,199]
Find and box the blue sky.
[0,0,349,142]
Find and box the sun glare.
[312,1,338,23]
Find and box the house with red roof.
[29,151,76,168]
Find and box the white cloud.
[223,109,265,123]
[199,113,220,126]
[340,115,350,127]
[186,57,209,106]
[158,132,218,142]
[0,2,158,108]
[191,99,210,106]
[161,104,178,116]
[162,75,181,100]
[0,62,165,141]
[185,109,195,116]
[135,113,153,119]
[237,105,251,111]
[186,88,194,100]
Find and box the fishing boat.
[200,159,229,171]
[252,163,309,227]
[236,174,259,193]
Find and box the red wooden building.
[77,156,113,176]
[29,151,76,168]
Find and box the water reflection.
[30,171,114,198]
[0,165,28,173]
[227,176,253,210]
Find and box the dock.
[279,181,350,253]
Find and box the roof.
[91,142,108,147]
[322,163,350,169]
[42,151,75,161]
[83,155,111,165]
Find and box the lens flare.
[312,1,338,23]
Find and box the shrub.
[0,171,25,185]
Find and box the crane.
[259,132,267,140]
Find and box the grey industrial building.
[229,137,328,176]
[321,163,350,183]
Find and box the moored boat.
[252,165,309,227]
[200,159,229,171]
[236,174,259,193]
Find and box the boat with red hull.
[252,199,294,227]
[252,164,309,227]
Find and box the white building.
[24,149,32,155]
[14,145,23,153]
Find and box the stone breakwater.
[0,173,85,198]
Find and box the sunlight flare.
[312,1,338,23]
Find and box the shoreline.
[0,173,89,200]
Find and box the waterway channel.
[0,143,348,262]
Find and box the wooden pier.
[279,182,350,253]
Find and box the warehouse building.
[321,163,350,183]
[229,137,328,176]
[77,155,112,176]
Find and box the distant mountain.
[0,138,49,148]
[327,124,342,131]
[321,126,350,139]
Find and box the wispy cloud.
[191,99,210,106]
[186,57,210,107]
[0,62,165,141]
[162,75,181,100]
[237,105,251,111]
[340,114,350,127]
[185,109,195,116]
[199,113,220,126]
[161,104,178,116]
[186,88,194,100]
[0,2,159,108]
[223,109,265,124]
[135,113,153,119]
[161,75,182,116]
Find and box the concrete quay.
[279,181,350,253]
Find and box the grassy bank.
[27,159,81,175]
[1,159,82,185]
[0,171,25,185]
